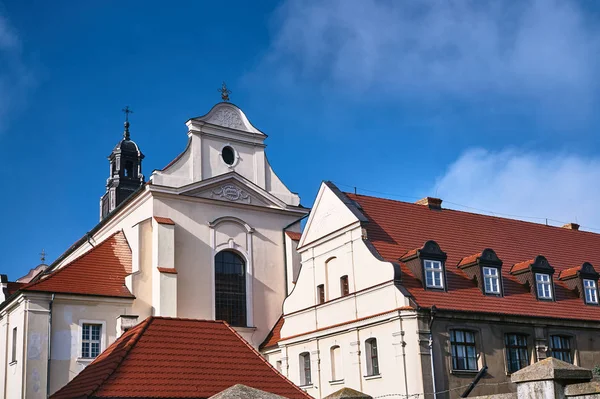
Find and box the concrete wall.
[427,312,600,399]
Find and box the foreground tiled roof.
[50,317,311,399]
[22,232,133,298]
[260,316,284,350]
[346,192,600,322]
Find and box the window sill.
[364,374,382,380]
[299,384,314,390]
[451,369,479,376]
[232,326,257,334]
[76,357,96,364]
[329,379,345,385]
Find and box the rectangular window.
[300,352,312,386]
[483,267,500,294]
[536,273,553,299]
[505,334,529,373]
[450,330,477,371]
[11,327,17,363]
[81,323,102,359]
[365,338,380,376]
[340,276,349,297]
[584,279,598,304]
[424,260,444,289]
[550,336,573,363]
[317,284,325,304]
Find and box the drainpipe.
[429,305,437,399]
[46,294,55,398]
[315,339,322,399]
[356,329,363,392]
[398,317,409,397]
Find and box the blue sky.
[2,0,600,279]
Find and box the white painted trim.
[210,218,255,327]
[77,319,107,361]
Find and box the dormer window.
[483,267,500,294]
[399,240,447,291]
[584,279,598,304]
[535,273,553,300]
[424,260,444,289]
[558,262,599,306]
[458,248,503,296]
[510,255,555,301]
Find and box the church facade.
[0,102,307,398]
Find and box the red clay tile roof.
[50,317,311,399]
[157,267,177,274]
[558,266,580,280]
[22,232,133,298]
[345,192,600,322]
[285,231,302,241]
[399,248,418,260]
[260,316,284,350]
[154,216,175,225]
[6,282,25,296]
[510,258,535,274]
[458,253,482,268]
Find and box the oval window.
[222,146,235,165]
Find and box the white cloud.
[433,149,600,230]
[0,11,33,133]
[264,0,600,114]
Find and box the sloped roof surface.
[346,192,600,321]
[50,317,311,399]
[22,231,133,298]
[260,316,284,350]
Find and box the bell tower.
[100,107,145,220]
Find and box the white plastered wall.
[271,182,422,398]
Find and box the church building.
[0,100,308,398]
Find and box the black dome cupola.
[100,107,145,220]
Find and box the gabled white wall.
[150,103,301,206]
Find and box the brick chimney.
[562,223,580,231]
[415,197,443,210]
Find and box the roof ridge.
[87,316,155,397]
[346,192,600,236]
[23,230,127,292]
[222,321,311,398]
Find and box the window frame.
[77,320,106,362]
[482,266,501,295]
[299,352,312,386]
[330,345,343,382]
[340,275,349,297]
[504,333,530,374]
[214,250,248,327]
[424,259,445,289]
[535,273,553,300]
[365,338,380,376]
[317,284,325,304]
[10,327,17,364]
[583,279,599,305]
[450,329,478,372]
[550,335,573,363]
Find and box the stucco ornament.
[212,184,251,203]
[208,108,245,130]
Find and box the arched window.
[365,338,380,376]
[330,345,343,381]
[215,250,247,327]
[299,352,312,386]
